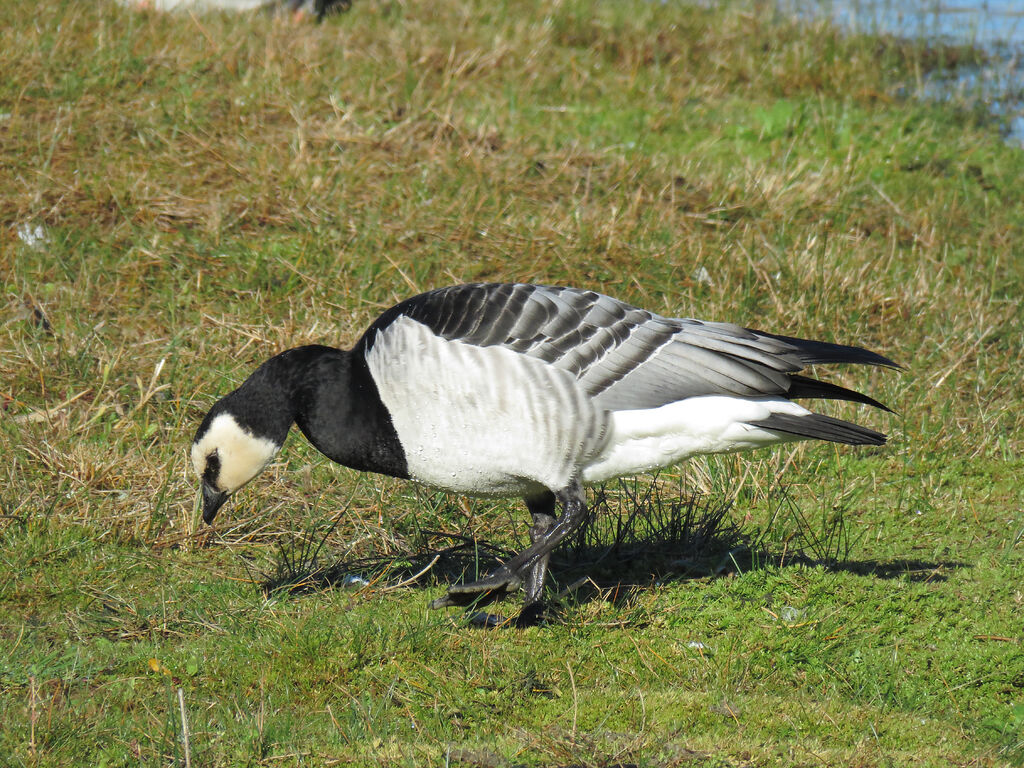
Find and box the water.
[779,0,1024,145]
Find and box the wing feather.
[358,283,892,412]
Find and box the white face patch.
[191,412,280,494]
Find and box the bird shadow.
[257,479,968,612]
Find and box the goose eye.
[203,450,221,485]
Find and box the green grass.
[2,0,1023,765]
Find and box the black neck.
[287,346,409,479]
[215,347,319,446]
[220,345,408,480]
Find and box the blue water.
[779,0,1024,145]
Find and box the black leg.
[502,479,587,579]
[523,492,556,605]
[430,479,587,610]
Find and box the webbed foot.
[428,566,523,609]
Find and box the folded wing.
[359,283,897,412]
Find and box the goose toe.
[430,566,523,609]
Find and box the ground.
[1,0,1022,765]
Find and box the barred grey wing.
[358,283,895,412]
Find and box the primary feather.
[362,283,895,410]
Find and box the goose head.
[191,408,281,524]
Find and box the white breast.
[582,396,809,483]
[365,316,610,496]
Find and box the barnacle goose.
[192,283,896,618]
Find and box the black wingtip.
[786,374,896,414]
[752,329,902,370]
[749,412,888,446]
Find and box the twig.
[555,576,597,600]
[178,688,191,768]
[379,554,441,592]
[12,389,90,423]
[566,661,578,738]
[29,675,38,756]
[383,252,421,295]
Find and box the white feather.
[365,316,610,496]
[583,396,810,483]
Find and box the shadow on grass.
[808,557,968,582]
[258,478,968,607]
[258,479,742,601]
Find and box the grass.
[1,0,1023,765]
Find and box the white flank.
[191,412,280,493]
[582,396,811,483]
[365,316,610,496]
